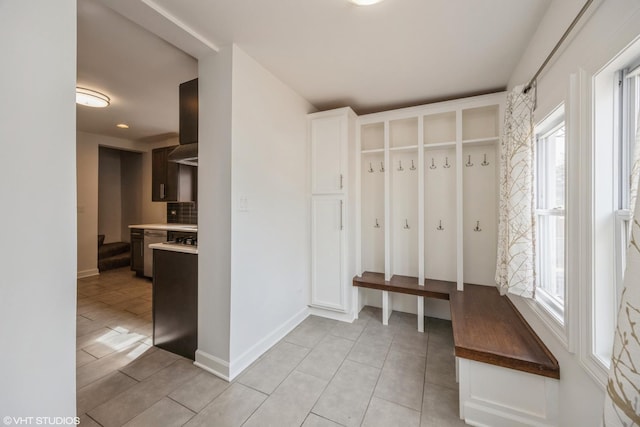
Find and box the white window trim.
[527,104,573,350]
[585,35,640,389]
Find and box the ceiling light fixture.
[116,123,129,129]
[349,0,385,5]
[76,87,110,108]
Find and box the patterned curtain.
[495,84,536,298]
[604,110,640,426]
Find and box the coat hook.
[397,160,404,171]
[410,160,416,170]
[466,155,474,167]
[443,157,451,168]
[403,219,410,229]
[481,154,490,166]
[374,218,380,228]
[437,220,444,231]
[429,158,437,170]
[474,221,482,232]
[380,161,385,172]
[368,162,374,173]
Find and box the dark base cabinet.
[152,249,198,360]
[131,229,144,276]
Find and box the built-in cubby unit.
[355,93,505,330]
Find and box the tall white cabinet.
[309,108,356,318]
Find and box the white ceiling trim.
[96,0,218,59]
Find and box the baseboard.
[194,350,230,382]
[77,269,99,279]
[227,307,310,381]
[308,306,356,323]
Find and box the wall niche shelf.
[356,92,505,332]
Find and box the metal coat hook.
[397,160,404,171]
[374,218,380,228]
[410,160,416,170]
[443,157,451,168]
[481,154,490,166]
[466,155,474,167]
[429,158,437,170]
[368,162,374,173]
[403,219,410,229]
[380,162,385,172]
[437,220,444,231]
[474,221,482,232]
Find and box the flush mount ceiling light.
[116,123,129,129]
[349,0,385,5]
[76,87,110,108]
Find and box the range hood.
[169,78,198,166]
[168,143,197,166]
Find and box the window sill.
[524,296,570,352]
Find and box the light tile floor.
[77,267,467,426]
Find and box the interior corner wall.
[228,45,315,374]
[196,47,233,377]
[121,151,143,243]
[0,0,77,416]
[98,147,123,243]
[506,1,640,425]
[76,131,171,277]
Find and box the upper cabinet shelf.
[462,105,499,141]
[424,111,456,145]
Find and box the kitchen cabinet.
[309,108,356,315]
[179,78,198,145]
[130,228,144,275]
[151,146,195,202]
[153,248,198,360]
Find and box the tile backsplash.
[167,202,197,224]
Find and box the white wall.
[76,131,175,276]
[98,147,123,243]
[196,47,234,377]
[0,0,77,416]
[228,46,315,374]
[506,1,640,425]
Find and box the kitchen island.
[150,242,198,360]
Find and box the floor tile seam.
[423,378,458,391]
[306,411,348,427]
[162,395,198,419]
[83,412,105,427]
[372,391,424,414]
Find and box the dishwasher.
[143,229,167,277]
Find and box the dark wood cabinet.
[130,228,144,275]
[153,249,198,360]
[179,78,198,145]
[151,146,194,202]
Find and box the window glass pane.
[537,214,565,303]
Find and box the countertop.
[128,223,198,232]
[149,242,198,255]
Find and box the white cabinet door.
[311,115,345,194]
[311,197,346,311]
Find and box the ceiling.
[76,0,197,141]
[78,0,552,141]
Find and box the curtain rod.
[523,0,594,93]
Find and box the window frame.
[587,39,640,388]
[527,104,572,346]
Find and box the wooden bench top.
[352,272,454,300]
[352,272,560,380]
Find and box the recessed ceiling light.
[349,0,384,5]
[116,123,129,129]
[76,87,110,108]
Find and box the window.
[535,108,566,323]
[615,65,640,305]
[590,43,640,385]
